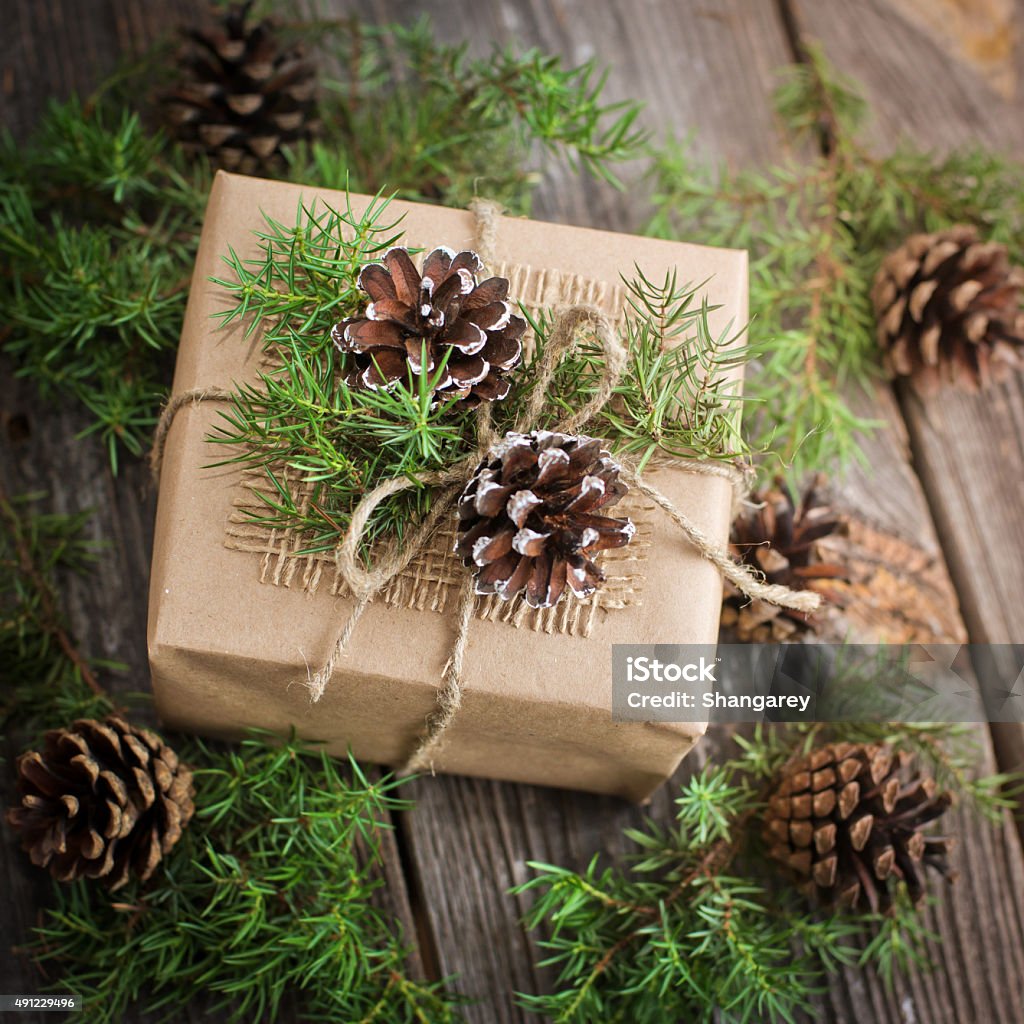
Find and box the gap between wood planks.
[389,805,445,984]
[896,386,1024,845]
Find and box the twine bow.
[152,198,821,775]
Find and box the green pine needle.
[0,13,644,471]
[1,494,460,1023]
[29,738,458,1024]
[514,716,1018,1023]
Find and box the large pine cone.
[333,247,526,405]
[722,477,847,642]
[5,717,194,890]
[871,225,1024,392]
[164,1,319,174]
[455,431,635,608]
[765,742,955,914]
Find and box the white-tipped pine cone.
[333,246,526,404]
[455,431,635,608]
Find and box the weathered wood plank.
[783,1,1024,1019]
[1,5,203,1014]
[4,2,1024,1023]
[789,0,1024,802]
[789,0,1024,157]
[358,2,800,1017]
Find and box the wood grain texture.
[789,0,1024,156]
[1,4,197,1011]
[0,5,417,1022]
[357,2,799,1018]
[822,388,968,645]
[2,1,1024,1022]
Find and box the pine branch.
[28,738,460,1024]
[289,14,646,207]
[1,11,644,472]
[208,199,751,553]
[516,720,1014,1023]
[0,492,114,728]
[0,99,206,471]
[0,491,104,699]
[1,495,459,1022]
[647,44,1024,481]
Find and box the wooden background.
[3,1,1024,1021]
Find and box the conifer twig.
[0,490,105,698]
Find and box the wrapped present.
[148,171,758,802]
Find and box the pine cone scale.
[814,821,837,854]
[164,2,318,174]
[456,431,634,608]
[336,247,525,404]
[724,476,847,641]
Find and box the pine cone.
[164,1,319,175]
[333,247,526,405]
[455,431,635,607]
[765,742,955,914]
[722,477,847,642]
[5,717,194,890]
[871,225,1024,392]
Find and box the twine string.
[403,572,477,774]
[388,303,632,772]
[316,296,634,775]
[151,387,235,481]
[621,467,819,613]
[468,197,502,269]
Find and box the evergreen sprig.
[516,720,1014,1023]
[30,739,456,1024]
[5,497,1020,1022]
[290,12,646,205]
[208,197,750,555]
[510,269,750,471]
[1,494,459,1023]
[647,44,1024,480]
[0,490,114,727]
[0,100,206,470]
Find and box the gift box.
[147,171,748,802]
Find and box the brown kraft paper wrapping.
[147,171,748,802]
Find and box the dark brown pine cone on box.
[5,716,194,890]
[722,477,847,642]
[333,246,526,405]
[455,430,635,608]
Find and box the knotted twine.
[151,197,821,775]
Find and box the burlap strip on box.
[223,259,651,638]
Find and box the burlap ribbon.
[152,198,821,774]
